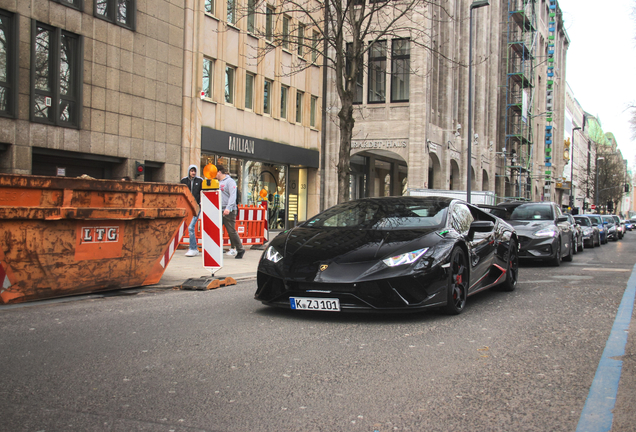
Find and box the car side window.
[450,204,474,235]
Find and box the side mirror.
[557,216,568,223]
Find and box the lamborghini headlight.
[383,248,429,267]
[264,246,284,263]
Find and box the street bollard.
[201,164,223,274]
[180,163,236,290]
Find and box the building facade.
[0,0,185,181]
[182,0,322,229]
[562,82,596,212]
[322,0,569,208]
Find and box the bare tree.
[596,150,627,213]
[243,0,453,203]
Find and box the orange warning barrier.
[0,174,197,305]
[180,204,268,248]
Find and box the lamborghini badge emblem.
[320,264,329,271]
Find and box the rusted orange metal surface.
[0,174,197,305]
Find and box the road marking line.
[576,262,636,432]
[581,268,631,272]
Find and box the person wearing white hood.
[181,164,203,256]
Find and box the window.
[310,96,318,127]
[391,38,409,102]
[296,91,303,123]
[311,31,320,62]
[346,42,363,104]
[297,24,305,57]
[202,57,213,99]
[205,0,214,15]
[95,0,135,30]
[264,79,272,114]
[280,85,288,119]
[245,72,254,110]
[0,10,17,118]
[56,0,82,10]
[225,65,235,104]
[282,16,290,50]
[227,0,235,25]
[31,22,83,127]
[247,0,255,33]
[265,6,274,42]
[368,40,386,103]
[451,204,474,235]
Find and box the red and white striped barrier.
[201,189,223,272]
[0,262,11,296]
[160,221,186,269]
[223,205,267,246]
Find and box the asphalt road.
[1,233,635,432]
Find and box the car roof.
[493,201,553,209]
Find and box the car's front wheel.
[549,239,561,266]
[444,247,468,315]
[501,240,518,292]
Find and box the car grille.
[256,272,440,308]
[518,235,533,249]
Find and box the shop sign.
[228,136,255,154]
[351,139,407,150]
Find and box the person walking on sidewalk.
[216,165,245,259]
[181,164,203,257]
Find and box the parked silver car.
[574,215,600,248]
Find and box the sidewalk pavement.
[152,244,264,289]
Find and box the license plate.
[289,297,341,312]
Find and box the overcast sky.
[557,0,636,169]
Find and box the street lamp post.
[466,0,490,204]
[596,156,604,210]
[571,126,581,209]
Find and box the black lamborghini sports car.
[255,196,519,314]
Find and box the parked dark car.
[255,197,519,315]
[488,201,574,266]
[602,215,619,241]
[612,215,625,239]
[565,213,584,252]
[582,214,608,244]
[574,215,600,248]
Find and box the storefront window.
[201,155,288,230]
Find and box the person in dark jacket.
[181,164,203,256]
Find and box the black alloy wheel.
[549,239,561,266]
[445,247,468,315]
[563,237,574,262]
[501,240,518,292]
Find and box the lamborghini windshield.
[304,197,449,230]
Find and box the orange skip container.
[0,174,197,305]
